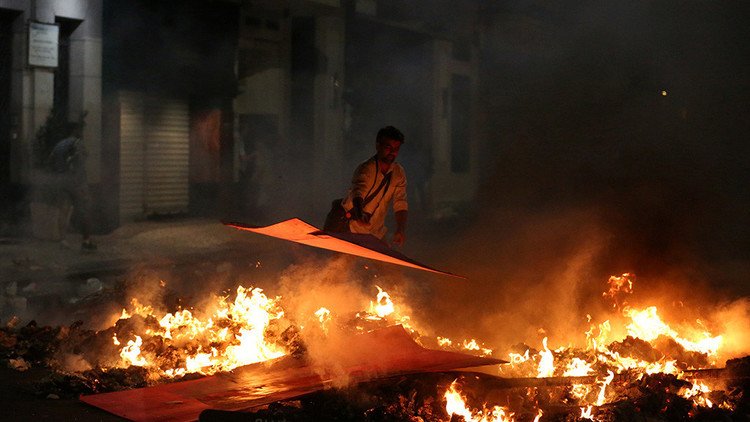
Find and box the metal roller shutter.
[143,97,189,215]
[119,91,146,221]
[119,91,189,221]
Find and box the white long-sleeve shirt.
[342,156,408,239]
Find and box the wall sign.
[28,21,59,67]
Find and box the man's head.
[375,126,404,164]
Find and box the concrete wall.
[311,13,345,208]
[429,38,480,217]
[0,0,102,184]
[233,2,346,221]
[234,1,289,120]
[2,0,29,182]
[61,0,102,183]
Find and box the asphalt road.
[0,366,125,421]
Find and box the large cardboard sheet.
[224,218,464,278]
[81,325,503,421]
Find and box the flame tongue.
[444,379,515,422]
[369,285,394,318]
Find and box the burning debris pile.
[1,272,749,421]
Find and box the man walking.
[48,122,96,251]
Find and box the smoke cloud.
[389,0,750,354]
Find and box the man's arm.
[391,164,408,246]
[392,210,407,246]
[351,196,370,223]
[350,161,376,201]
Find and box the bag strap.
[359,157,379,202]
[362,170,392,207]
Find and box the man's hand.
[350,197,370,223]
[349,205,362,221]
[391,230,405,247]
[392,210,408,247]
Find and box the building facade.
[0,0,482,235]
[0,0,102,232]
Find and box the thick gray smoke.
[398,0,750,351]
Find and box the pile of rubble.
[0,318,150,398]
[2,317,749,421]
[200,367,749,421]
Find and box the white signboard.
[28,22,59,67]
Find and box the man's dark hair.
[376,126,405,144]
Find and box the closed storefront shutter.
[119,91,146,221]
[119,91,189,221]
[143,97,189,214]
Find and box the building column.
[312,13,345,207]
[431,40,452,184]
[25,2,56,183]
[67,1,102,183]
[428,38,480,217]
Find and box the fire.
[491,273,736,415]
[602,273,633,310]
[96,271,739,418]
[109,284,426,379]
[681,381,713,408]
[536,337,554,378]
[118,335,147,367]
[369,285,394,318]
[111,286,287,377]
[533,409,543,421]
[355,285,418,334]
[563,357,594,377]
[508,349,530,364]
[488,273,740,420]
[314,307,331,334]
[434,335,495,357]
[624,306,722,356]
[444,379,514,422]
[595,370,614,406]
[586,318,611,351]
[463,339,494,356]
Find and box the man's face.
[376,138,402,164]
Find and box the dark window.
[450,74,471,173]
[265,19,280,31]
[451,40,471,62]
[0,10,15,183]
[290,17,315,159]
[102,0,239,97]
[245,16,262,27]
[53,18,79,121]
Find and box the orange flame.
[444,379,515,422]
[112,286,287,377]
[537,337,555,377]
[496,273,732,412]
